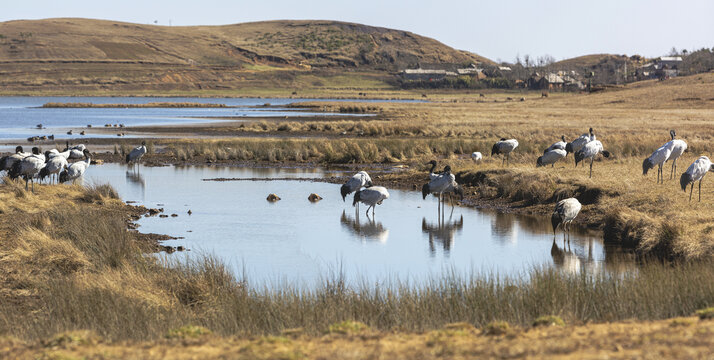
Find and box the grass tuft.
[533,315,565,327]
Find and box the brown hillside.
[0,18,492,93]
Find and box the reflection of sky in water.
[82,163,632,288]
[0,96,412,140]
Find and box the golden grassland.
[1,181,714,359]
[4,317,714,359]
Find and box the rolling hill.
[0,18,492,94]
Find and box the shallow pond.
[82,163,632,287]
[0,96,406,141]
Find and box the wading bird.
[551,197,581,241]
[0,146,29,172]
[39,153,69,184]
[666,130,688,180]
[491,138,519,165]
[126,141,147,170]
[353,186,389,216]
[60,149,91,184]
[8,147,45,191]
[680,156,713,202]
[545,135,567,154]
[422,165,462,213]
[340,171,373,203]
[642,143,673,184]
[566,128,596,160]
[537,148,567,168]
[574,140,610,178]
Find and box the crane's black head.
[589,127,594,136]
[427,160,437,173]
[561,135,566,142]
[31,147,40,155]
[680,172,692,192]
[141,140,146,146]
[8,161,21,179]
[15,146,23,154]
[602,150,611,158]
[365,180,373,188]
[443,165,452,174]
[642,158,654,175]
[83,149,91,158]
[536,156,544,167]
[340,184,350,202]
[38,166,49,180]
[565,142,573,154]
[352,190,362,207]
[64,141,70,152]
[421,183,430,200]
[491,143,500,156]
[59,169,69,183]
[574,151,584,166]
[670,130,676,140]
[551,213,561,235]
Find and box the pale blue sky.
[3,0,712,62]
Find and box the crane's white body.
[50,149,72,160]
[680,156,713,202]
[643,143,673,183]
[552,197,582,240]
[471,152,482,162]
[567,130,596,154]
[1,151,30,172]
[353,186,389,216]
[491,139,519,165]
[126,143,147,171]
[341,171,372,209]
[538,148,566,167]
[40,155,68,184]
[575,140,609,178]
[61,152,91,183]
[666,139,687,179]
[11,154,45,191]
[545,136,567,154]
[68,149,85,159]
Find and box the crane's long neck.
[429,162,437,174]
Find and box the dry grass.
[1,182,714,344]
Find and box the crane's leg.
[589,158,593,178]
[365,205,371,217]
[689,183,694,202]
[699,179,702,202]
[670,160,676,180]
[25,177,28,191]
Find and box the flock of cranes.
[339,127,711,240]
[0,141,147,191]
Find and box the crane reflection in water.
[339,210,389,243]
[421,215,463,256]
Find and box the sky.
[2,0,713,63]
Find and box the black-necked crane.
[340,171,373,202]
[565,128,596,156]
[353,186,389,216]
[0,146,29,172]
[126,141,147,170]
[551,197,582,242]
[8,147,45,191]
[574,140,610,178]
[537,148,567,168]
[59,149,91,184]
[422,165,462,215]
[680,156,713,202]
[642,143,673,184]
[491,138,519,165]
[545,135,567,154]
[666,130,688,179]
[341,171,372,213]
[39,153,68,184]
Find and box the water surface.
[82,163,629,287]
